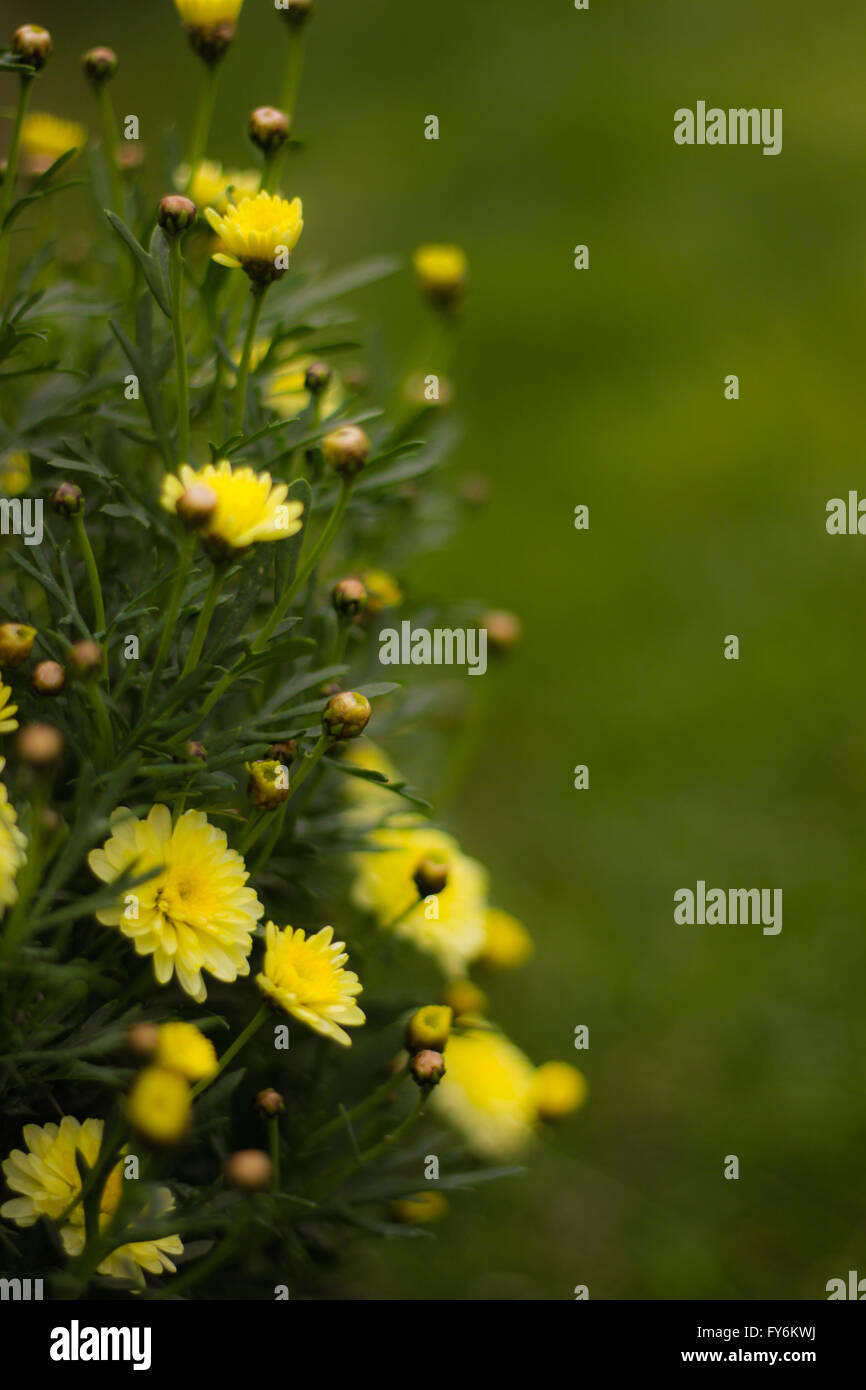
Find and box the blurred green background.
[6,0,866,1299]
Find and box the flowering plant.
[0,4,584,1299]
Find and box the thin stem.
[145,533,196,701]
[97,82,124,216]
[0,75,34,299]
[300,1063,409,1155]
[190,1005,269,1099]
[73,513,107,645]
[255,478,354,652]
[280,26,307,121]
[290,733,331,797]
[312,1089,427,1201]
[269,1114,280,1191]
[87,680,115,768]
[170,237,191,461]
[186,60,220,185]
[180,564,227,680]
[231,285,266,438]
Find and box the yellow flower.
[266,355,344,421]
[352,826,488,977]
[88,804,263,1003]
[256,923,365,1048]
[127,1067,191,1144]
[1,451,30,495]
[0,761,27,914]
[361,569,402,614]
[21,113,86,175]
[175,160,259,215]
[412,244,468,305]
[155,1021,218,1082]
[161,460,303,552]
[174,0,243,24]
[532,1061,587,1122]
[0,684,19,735]
[1,1117,182,1287]
[391,1192,449,1225]
[477,907,534,970]
[431,1027,537,1159]
[205,192,303,281]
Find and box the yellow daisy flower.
[127,1066,191,1144]
[352,826,488,977]
[431,1027,538,1160]
[0,760,27,914]
[205,192,303,282]
[1,1117,182,1288]
[256,923,365,1048]
[0,683,19,735]
[532,1061,588,1122]
[20,112,86,176]
[175,160,259,215]
[412,244,468,305]
[477,907,534,970]
[160,459,303,552]
[87,804,263,1003]
[174,0,244,24]
[266,355,344,421]
[155,1021,218,1082]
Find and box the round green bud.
[405,1006,453,1055]
[413,855,449,898]
[304,361,331,396]
[322,425,371,479]
[0,622,36,669]
[49,482,84,516]
[280,0,316,29]
[68,640,102,677]
[249,105,290,153]
[322,690,371,741]
[82,46,118,84]
[158,194,197,236]
[31,660,65,695]
[409,1049,446,1090]
[255,1088,284,1117]
[331,577,367,619]
[12,24,52,71]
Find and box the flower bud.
[413,244,468,309]
[532,1061,587,1123]
[331,577,367,619]
[322,690,371,741]
[38,806,61,834]
[176,482,218,529]
[158,194,197,236]
[249,105,290,154]
[484,609,522,653]
[225,1148,273,1189]
[304,361,331,396]
[413,855,448,898]
[405,1005,452,1055]
[409,1049,446,1090]
[82,46,118,85]
[255,1088,284,1117]
[49,482,84,516]
[125,1021,160,1057]
[12,24,52,71]
[186,22,237,65]
[16,723,63,765]
[31,660,65,695]
[1,450,30,495]
[279,0,316,28]
[391,1192,448,1225]
[127,1066,191,1144]
[247,759,290,809]
[267,739,298,765]
[322,425,370,479]
[0,622,36,669]
[186,740,207,762]
[442,979,488,1019]
[119,144,145,175]
[68,640,102,677]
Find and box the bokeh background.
[5,0,865,1298]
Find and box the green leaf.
[105,211,172,318]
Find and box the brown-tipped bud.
[16,723,63,766]
[255,1088,284,1117]
[49,481,83,516]
[267,739,298,766]
[304,361,331,396]
[405,1005,452,1055]
[413,855,448,898]
[409,1049,446,1090]
[322,425,370,479]
[331,578,367,619]
[68,640,102,677]
[322,690,371,741]
[125,1021,160,1057]
[225,1148,273,1190]
[31,660,65,695]
[12,24,52,71]
[176,482,218,529]
[82,46,118,85]
[0,622,36,669]
[247,759,290,809]
[249,105,290,154]
[186,21,236,65]
[280,0,316,28]
[158,194,197,236]
[484,609,522,653]
[185,740,207,762]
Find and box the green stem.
[312,1089,427,1200]
[145,533,196,701]
[255,478,354,652]
[97,82,124,216]
[300,1063,409,1155]
[186,60,221,184]
[87,679,115,767]
[250,799,289,876]
[290,733,331,796]
[231,285,266,438]
[73,513,107,642]
[0,75,34,299]
[269,1114,280,1192]
[280,26,307,121]
[170,237,191,461]
[191,1005,269,1099]
[180,564,227,680]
